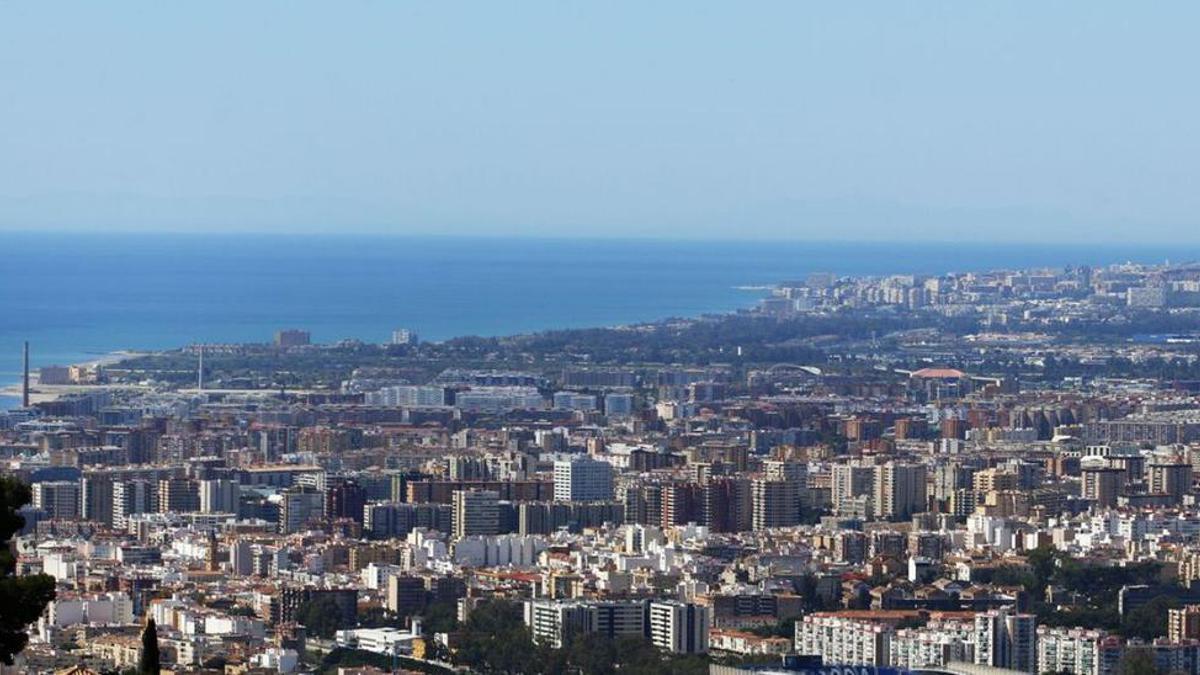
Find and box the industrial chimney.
[22,341,29,408]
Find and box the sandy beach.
[0,350,150,405]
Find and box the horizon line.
[2,227,1200,250]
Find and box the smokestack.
[22,341,29,408]
[197,345,204,391]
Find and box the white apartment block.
[524,599,646,649]
[889,618,974,669]
[649,600,710,654]
[795,615,891,667]
[554,456,614,502]
[1037,626,1122,675]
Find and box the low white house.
[335,619,423,656]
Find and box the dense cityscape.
[5,260,1200,674]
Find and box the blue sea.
[1,232,1197,409]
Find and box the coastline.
[0,350,149,408]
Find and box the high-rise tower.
[207,529,220,572]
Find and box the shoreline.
[0,350,150,407]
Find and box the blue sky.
[2,2,1199,242]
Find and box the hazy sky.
[3,3,1199,242]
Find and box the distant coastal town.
[6,259,1200,674]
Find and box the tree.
[140,618,160,674]
[1026,545,1060,593]
[990,567,1038,592]
[748,616,797,638]
[566,633,619,675]
[1122,595,1180,641]
[418,599,460,634]
[297,594,352,638]
[1118,648,1158,675]
[0,476,56,665]
[320,646,454,675]
[453,600,538,675]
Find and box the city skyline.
[9,4,1200,674]
[7,254,1200,673]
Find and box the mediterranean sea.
[2,232,1198,408]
